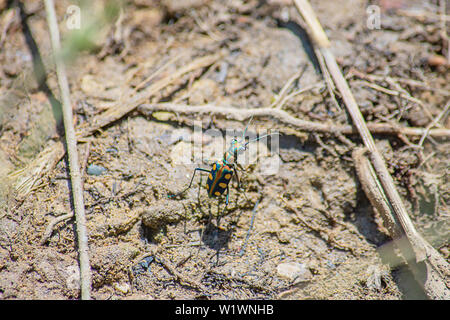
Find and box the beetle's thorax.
[223,150,236,165]
[223,139,245,165]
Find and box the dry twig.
[138,102,450,138]
[157,255,207,293]
[40,212,74,245]
[44,0,91,299]
[418,102,450,147]
[347,68,450,97]
[270,66,306,108]
[355,79,433,120]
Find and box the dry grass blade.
[8,142,65,197]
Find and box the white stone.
[277,262,312,283]
[114,282,130,294]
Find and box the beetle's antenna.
[242,115,253,141]
[245,132,280,147]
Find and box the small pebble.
[327,260,336,269]
[133,256,154,275]
[87,164,107,176]
[106,147,118,154]
[277,262,312,283]
[113,282,130,294]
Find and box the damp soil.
[0,0,448,300]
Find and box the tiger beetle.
[168,117,277,217]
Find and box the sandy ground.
[0,0,448,299]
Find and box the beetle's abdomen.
[206,161,233,197]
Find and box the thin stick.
[347,68,450,96]
[131,52,186,94]
[353,149,402,238]
[418,102,450,147]
[157,256,207,293]
[271,66,305,109]
[138,103,450,138]
[314,47,341,111]
[44,0,91,300]
[352,149,443,295]
[273,82,324,110]
[355,79,433,120]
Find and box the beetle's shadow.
[195,193,234,252]
[200,221,232,252]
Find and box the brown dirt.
[0,0,448,300]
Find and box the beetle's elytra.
[206,160,234,197]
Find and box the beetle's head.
[225,116,280,164]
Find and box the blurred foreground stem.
[44,0,92,300]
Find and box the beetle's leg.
[233,167,249,215]
[168,167,211,198]
[197,168,203,201]
[233,167,241,190]
[225,185,230,207]
[236,162,245,172]
[235,163,250,190]
[217,185,230,228]
[202,157,217,166]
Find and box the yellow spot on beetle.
[206,183,210,190]
[224,174,231,180]
[219,183,227,188]
[208,174,213,180]
[214,191,221,196]
[213,163,216,170]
